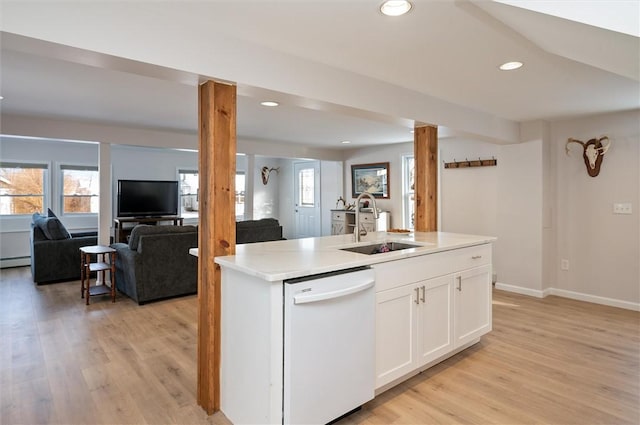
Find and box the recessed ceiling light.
[341,140,351,144]
[409,130,415,134]
[260,101,279,107]
[499,61,523,71]
[380,0,412,16]
[0,96,4,100]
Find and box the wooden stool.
[80,245,116,305]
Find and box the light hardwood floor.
[1,266,638,424]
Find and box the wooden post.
[197,80,236,414]
[414,125,438,232]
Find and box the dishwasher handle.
[293,280,374,304]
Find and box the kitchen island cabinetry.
[207,231,495,424]
[454,264,492,347]
[373,243,491,390]
[375,274,453,388]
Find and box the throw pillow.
[34,213,72,240]
[32,211,46,224]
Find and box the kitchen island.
[191,231,496,424]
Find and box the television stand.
[114,216,184,243]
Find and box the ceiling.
[1,1,638,149]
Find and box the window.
[0,162,47,215]
[178,170,247,220]
[61,165,99,214]
[403,155,415,229]
[179,170,199,217]
[235,172,245,220]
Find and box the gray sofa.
[111,218,283,305]
[30,210,98,284]
[111,225,198,305]
[236,218,283,244]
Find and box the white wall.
[253,156,281,220]
[277,159,343,239]
[553,110,639,306]
[278,159,295,239]
[439,139,499,237]
[494,139,544,292]
[343,142,413,229]
[111,144,199,223]
[343,139,500,235]
[0,137,100,264]
[0,138,200,264]
[342,136,544,295]
[0,112,346,265]
[320,161,343,236]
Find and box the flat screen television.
[117,179,179,218]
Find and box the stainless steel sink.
[340,242,423,255]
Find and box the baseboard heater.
[1,256,30,269]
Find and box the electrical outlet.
[561,259,569,271]
[613,203,632,214]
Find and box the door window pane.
[299,168,315,207]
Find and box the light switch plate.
[613,203,632,214]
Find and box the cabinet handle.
[420,285,426,303]
[472,255,482,259]
[415,287,420,304]
[457,276,462,291]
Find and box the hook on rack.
[444,156,498,169]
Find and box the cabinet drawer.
[360,213,374,222]
[331,211,346,222]
[374,254,452,292]
[446,244,491,271]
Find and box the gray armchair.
[111,225,198,304]
[30,225,98,284]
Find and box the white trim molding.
[495,283,640,312]
[546,288,640,312]
[495,282,548,298]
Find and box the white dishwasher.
[283,266,375,424]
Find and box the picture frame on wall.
[351,162,390,199]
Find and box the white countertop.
[189,231,496,282]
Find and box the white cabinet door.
[416,275,454,367]
[331,221,345,235]
[453,264,492,347]
[375,283,417,388]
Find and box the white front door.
[293,161,321,238]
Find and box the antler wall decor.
[566,136,611,177]
[261,166,280,185]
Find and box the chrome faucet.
[354,192,379,242]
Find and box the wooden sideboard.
[330,210,390,235]
[113,216,184,243]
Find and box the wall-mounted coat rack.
[444,157,497,169]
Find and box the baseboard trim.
[1,257,30,269]
[494,282,546,298]
[495,282,640,311]
[546,288,640,312]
